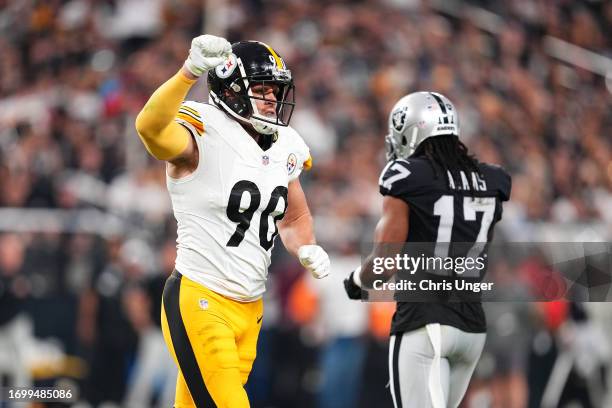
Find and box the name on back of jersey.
[446,170,487,192]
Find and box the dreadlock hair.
[413,135,482,192]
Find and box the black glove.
[343,271,367,300]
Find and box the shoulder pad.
[379,158,433,197]
[480,163,512,201]
[280,126,311,179]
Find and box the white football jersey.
[167,101,311,301]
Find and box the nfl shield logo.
[262,155,269,166]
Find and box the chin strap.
[251,118,278,135]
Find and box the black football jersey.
[379,157,511,334]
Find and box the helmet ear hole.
[401,135,408,146]
[222,88,251,117]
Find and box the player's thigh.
[174,370,195,408]
[161,304,193,408]
[161,276,213,407]
[161,299,177,363]
[390,328,450,408]
[172,369,250,408]
[236,301,263,385]
[446,328,486,408]
[162,272,247,407]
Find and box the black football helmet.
[207,41,295,135]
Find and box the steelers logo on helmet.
[215,53,238,79]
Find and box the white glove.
[298,245,330,279]
[184,34,232,77]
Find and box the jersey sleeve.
[288,128,312,182]
[378,159,430,199]
[482,164,512,202]
[174,101,204,138]
[498,169,512,202]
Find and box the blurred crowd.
[0,0,611,407]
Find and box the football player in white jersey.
[135,35,330,408]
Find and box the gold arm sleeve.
[135,70,198,161]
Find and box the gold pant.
[161,270,263,407]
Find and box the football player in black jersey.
[344,92,511,408]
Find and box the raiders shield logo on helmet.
[392,106,408,132]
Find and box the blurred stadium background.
[0,0,611,407]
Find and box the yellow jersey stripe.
[176,113,204,134]
[178,109,201,122]
[181,105,200,117]
[263,43,283,69]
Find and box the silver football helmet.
[385,92,460,160]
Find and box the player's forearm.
[359,249,396,288]
[279,212,316,257]
[359,255,377,288]
[358,197,408,288]
[134,68,196,159]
